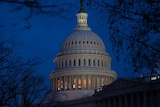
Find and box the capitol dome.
[50,1,117,101]
[59,29,107,56]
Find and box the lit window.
[78,77,81,89]
[83,77,86,89]
[58,80,61,91]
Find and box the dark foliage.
[0,37,48,107]
[0,0,75,30]
[86,0,160,76]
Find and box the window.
[98,60,99,66]
[83,77,86,89]
[93,59,95,66]
[84,59,86,66]
[88,59,91,66]
[74,59,76,66]
[79,59,81,66]
[78,76,81,89]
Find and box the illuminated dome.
[59,30,107,56]
[50,1,117,101]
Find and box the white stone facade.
[49,3,117,101]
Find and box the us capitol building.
[49,1,117,101]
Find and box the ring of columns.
[50,71,116,92]
[50,70,116,101]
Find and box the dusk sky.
[0,1,132,86]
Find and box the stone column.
[96,76,99,89]
[64,76,66,90]
[95,76,97,89]
[76,75,78,90]
[69,75,72,90]
[81,75,83,89]
[67,76,69,90]
[86,75,88,90]
[55,78,58,91]
[91,75,94,89]
[80,75,82,90]
[100,75,102,88]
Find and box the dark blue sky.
[0,1,131,86]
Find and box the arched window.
[101,60,103,67]
[79,59,81,66]
[88,59,91,66]
[84,59,86,66]
[74,59,76,66]
[98,60,99,66]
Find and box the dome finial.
[79,0,85,13]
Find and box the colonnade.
[50,75,115,92]
[96,91,160,107]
